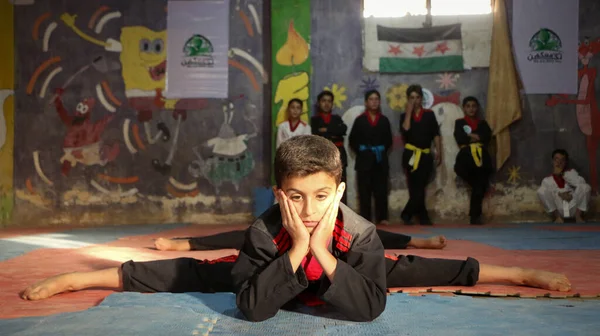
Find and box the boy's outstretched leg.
[157,230,448,251]
[21,257,237,301]
[155,238,192,251]
[155,230,246,251]
[479,264,571,292]
[407,236,447,249]
[386,256,571,292]
[21,267,122,301]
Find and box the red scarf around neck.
[363,110,380,127]
[552,173,566,188]
[412,108,425,122]
[289,119,302,132]
[319,112,332,124]
[464,115,479,131]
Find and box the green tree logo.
[529,28,562,52]
[183,35,214,57]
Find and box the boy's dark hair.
[552,149,569,161]
[364,89,381,101]
[317,90,335,102]
[406,84,423,98]
[274,135,342,188]
[462,96,480,107]
[288,98,303,108]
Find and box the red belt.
[334,141,343,147]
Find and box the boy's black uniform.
[399,110,439,224]
[119,205,480,322]
[232,203,387,322]
[349,112,393,223]
[453,118,494,224]
[180,228,413,251]
[311,113,349,203]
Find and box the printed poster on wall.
[166,0,230,99]
[512,0,578,94]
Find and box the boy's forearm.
[401,115,411,131]
[434,136,442,152]
[311,247,338,282]
[288,243,309,272]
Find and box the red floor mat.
[1,224,599,319]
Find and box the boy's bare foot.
[521,268,571,292]
[154,238,191,251]
[21,268,122,301]
[575,209,585,223]
[21,273,79,300]
[553,217,564,224]
[409,235,447,249]
[378,220,390,226]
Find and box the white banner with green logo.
[166,0,230,98]
[512,0,578,94]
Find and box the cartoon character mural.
[59,14,207,173]
[271,0,311,165]
[546,37,600,192]
[53,88,119,176]
[0,90,10,153]
[429,91,464,194]
[188,100,258,201]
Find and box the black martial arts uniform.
[453,117,494,225]
[119,205,480,322]
[311,113,349,204]
[178,227,412,251]
[399,109,440,225]
[349,112,393,223]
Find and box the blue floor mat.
[427,227,600,250]
[1,292,598,335]
[0,223,189,261]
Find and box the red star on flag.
[388,44,401,56]
[412,45,425,57]
[435,42,450,54]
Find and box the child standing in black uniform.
[311,90,349,204]
[349,90,393,225]
[400,84,442,225]
[454,96,494,225]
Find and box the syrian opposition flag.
[368,23,465,73]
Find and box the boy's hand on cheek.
[310,187,344,253]
[310,186,344,281]
[276,190,310,272]
[276,190,310,248]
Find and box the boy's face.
[408,92,423,108]
[277,172,345,233]
[553,153,567,172]
[318,95,333,113]
[365,93,380,111]
[288,101,303,120]
[463,101,478,117]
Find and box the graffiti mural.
[11,0,266,225]
[546,37,600,193]
[271,0,311,163]
[0,1,15,224]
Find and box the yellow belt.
[461,143,483,167]
[405,143,430,172]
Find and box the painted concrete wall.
[5,0,600,227]
[10,0,267,226]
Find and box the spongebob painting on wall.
[60,14,207,149]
